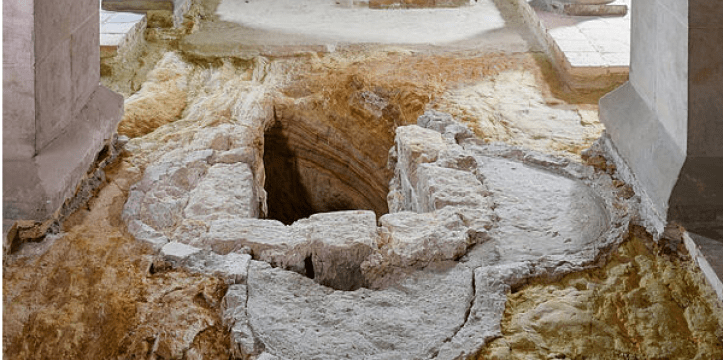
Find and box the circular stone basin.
[477,156,609,261]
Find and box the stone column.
[3,0,123,221]
[599,0,723,237]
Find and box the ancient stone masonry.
[122,61,631,358]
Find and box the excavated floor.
[4,1,723,359]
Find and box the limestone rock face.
[435,71,605,159]
[222,284,262,357]
[201,218,309,273]
[480,235,723,360]
[156,242,251,285]
[295,211,379,291]
[246,260,474,359]
[184,162,258,220]
[118,52,192,138]
[120,63,631,359]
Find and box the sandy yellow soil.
[479,227,723,360]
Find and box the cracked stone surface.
[122,102,630,359]
[247,260,474,359]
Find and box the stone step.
[101,0,191,27]
[100,10,146,59]
[509,0,630,90]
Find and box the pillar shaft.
[599,0,723,237]
[3,0,123,221]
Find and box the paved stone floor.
[537,0,630,69]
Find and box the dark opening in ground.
[262,116,389,225]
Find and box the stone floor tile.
[107,12,145,23]
[103,22,138,34]
[564,50,607,67]
[555,39,597,52]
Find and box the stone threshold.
[510,0,630,90]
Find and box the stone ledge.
[598,82,686,238]
[510,0,630,90]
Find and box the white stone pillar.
[599,0,723,237]
[3,0,123,220]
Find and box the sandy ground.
[3,160,232,360]
[5,0,723,358]
[479,227,723,360]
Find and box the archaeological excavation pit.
[262,112,391,225]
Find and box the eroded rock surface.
[479,231,723,360]
[247,260,474,359]
[10,9,723,359]
[435,70,605,159]
[121,91,629,358]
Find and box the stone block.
[184,162,259,220]
[599,82,686,224]
[202,219,309,273]
[295,211,378,291]
[160,241,202,264]
[654,5,688,152]
[35,0,98,61]
[8,86,123,221]
[71,16,101,115]
[35,37,72,151]
[416,164,489,213]
[3,64,36,160]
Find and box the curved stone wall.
[263,111,390,224]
